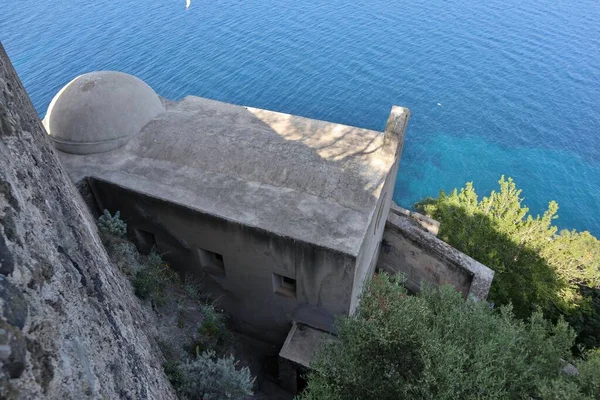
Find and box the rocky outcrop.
[0,43,175,399]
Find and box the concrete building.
[44,71,496,393]
[45,71,410,344]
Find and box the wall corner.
[383,106,410,158]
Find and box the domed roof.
[43,71,165,154]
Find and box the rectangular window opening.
[197,248,225,276]
[134,228,157,255]
[273,273,296,299]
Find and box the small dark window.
[197,248,225,276]
[382,240,392,254]
[273,273,296,299]
[283,276,295,286]
[134,229,156,254]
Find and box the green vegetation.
[97,210,253,399]
[300,274,600,400]
[176,350,254,400]
[194,304,233,354]
[132,251,178,306]
[98,209,127,239]
[164,303,249,400]
[577,349,600,396]
[416,177,600,348]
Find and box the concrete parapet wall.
[378,208,494,300]
[389,203,440,236]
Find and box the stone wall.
[0,43,175,399]
[377,205,494,300]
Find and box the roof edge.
[85,175,363,258]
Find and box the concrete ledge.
[389,203,440,236]
[278,322,336,393]
[379,212,494,301]
[279,322,335,369]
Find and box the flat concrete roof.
[279,322,336,368]
[59,96,397,255]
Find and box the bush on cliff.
[132,251,178,306]
[98,210,178,305]
[415,177,600,348]
[299,274,599,400]
[98,209,127,240]
[97,210,254,399]
[176,350,254,400]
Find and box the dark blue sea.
[2,0,599,234]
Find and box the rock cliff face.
[0,43,175,399]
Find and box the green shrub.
[183,274,202,302]
[537,350,600,400]
[177,350,254,400]
[415,176,600,348]
[198,304,225,336]
[163,360,185,392]
[97,210,178,304]
[97,209,127,239]
[132,251,178,305]
[188,304,232,355]
[536,378,590,400]
[576,350,600,398]
[95,210,249,399]
[108,240,140,276]
[299,273,598,400]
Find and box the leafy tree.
[415,177,600,347]
[300,274,599,400]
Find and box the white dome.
[44,71,165,154]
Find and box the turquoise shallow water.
[1,0,599,234]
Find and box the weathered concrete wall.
[87,178,356,344]
[349,163,394,314]
[349,107,410,314]
[378,207,494,300]
[0,44,175,398]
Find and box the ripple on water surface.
[1,0,599,234]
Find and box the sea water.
[1,0,599,234]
